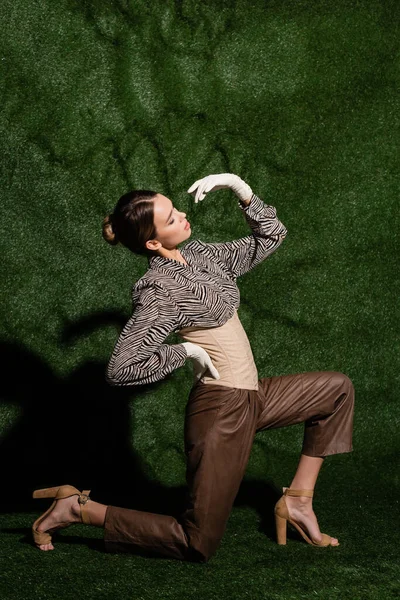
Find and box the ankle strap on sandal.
[78,489,92,525]
[283,488,314,498]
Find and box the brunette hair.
[102,190,159,256]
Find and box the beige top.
[177,308,259,391]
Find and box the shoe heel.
[275,513,287,545]
[33,487,60,499]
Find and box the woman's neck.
[157,247,188,265]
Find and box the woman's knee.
[324,371,354,395]
[324,372,355,415]
[186,533,222,563]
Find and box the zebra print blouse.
[106,193,287,387]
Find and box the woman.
[32,173,354,561]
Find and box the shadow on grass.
[0,329,193,514]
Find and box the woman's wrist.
[239,196,252,207]
[230,176,253,202]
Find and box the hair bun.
[102,214,118,245]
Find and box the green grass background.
[1,0,399,598]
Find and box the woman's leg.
[35,383,260,560]
[289,455,324,491]
[35,496,108,551]
[285,454,334,544]
[178,383,260,560]
[104,383,260,561]
[256,370,355,544]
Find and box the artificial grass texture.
[1,0,399,598]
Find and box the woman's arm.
[198,193,287,279]
[106,284,188,386]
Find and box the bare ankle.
[295,495,312,504]
[286,495,313,510]
[70,497,81,520]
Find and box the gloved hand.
[187,173,253,204]
[182,342,220,382]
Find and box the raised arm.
[187,172,287,279]
[106,284,188,387]
[200,192,287,279]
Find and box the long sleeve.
[106,284,188,387]
[198,193,287,279]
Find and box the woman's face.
[146,193,191,252]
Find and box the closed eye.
[169,208,177,224]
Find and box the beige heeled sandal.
[274,487,339,547]
[32,484,91,548]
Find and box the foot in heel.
[284,494,339,546]
[33,495,82,551]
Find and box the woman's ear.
[146,239,162,252]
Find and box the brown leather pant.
[104,371,354,562]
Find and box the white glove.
[187,173,253,204]
[182,342,220,382]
